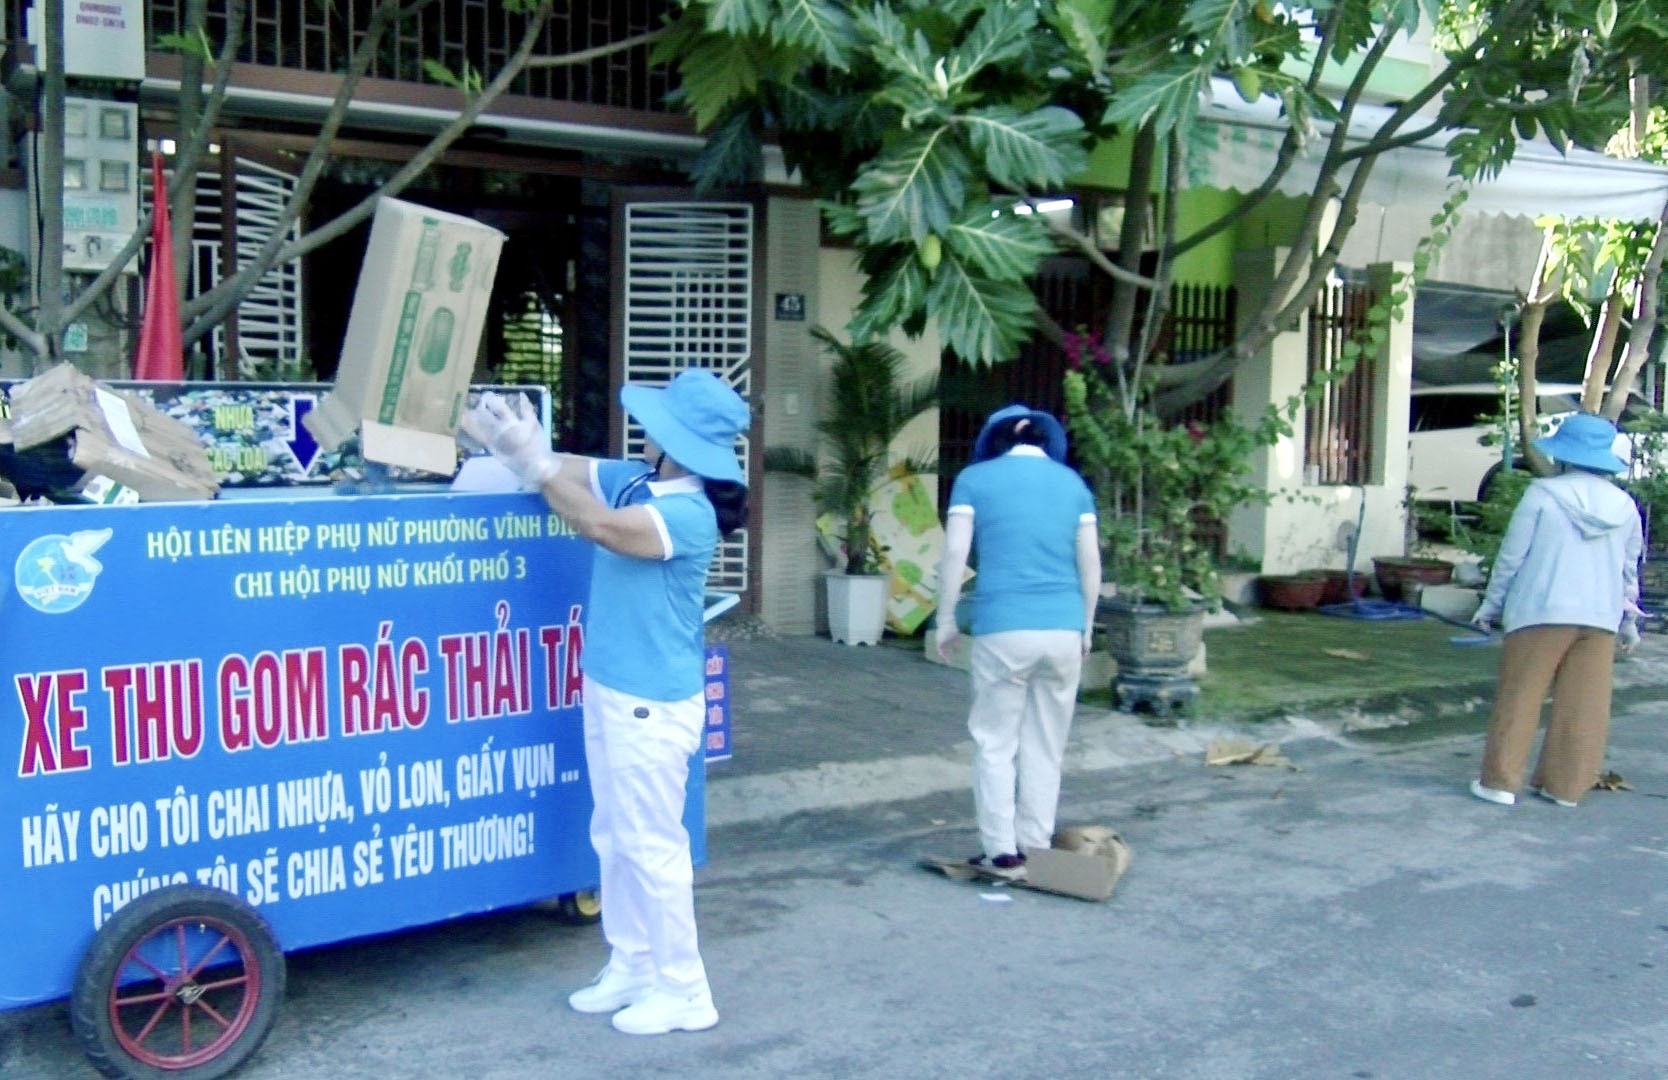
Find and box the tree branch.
[524,27,665,69]
[181,0,441,341]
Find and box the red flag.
[133,152,183,381]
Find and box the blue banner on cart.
[0,491,706,1010]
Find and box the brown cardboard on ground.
[7,363,218,502]
[921,824,1133,901]
[305,197,506,475]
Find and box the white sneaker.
[568,966,652,1014]
[1470,779,1517,806]
[1534,787,1578,808]
[611,986,719,1035]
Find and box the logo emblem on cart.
[14,528,112,614]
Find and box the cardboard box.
[921,824,1132,902]
[6,363,218,502]
[305,197,506,475]
[1025,825,1133,901]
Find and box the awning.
[1194,79,1668,222]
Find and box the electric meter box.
[25,98,140,275]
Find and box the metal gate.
[619,201,754,592]
[153,152,303,380]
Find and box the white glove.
[1469,609,1495,634]
[933,616,961,663]
[461,392,555,488]
[1619,620,1641,654]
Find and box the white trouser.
[582,676,709,994]
[968,629,1084,857]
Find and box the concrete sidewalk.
[707,624,1668,829]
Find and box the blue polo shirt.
[948,447,1096,635]
[581,459,717,701]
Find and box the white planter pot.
[825,571,888,645]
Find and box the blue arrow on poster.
[286,395,320,474]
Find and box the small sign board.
[773,293,806,322]
[703,644,732,762]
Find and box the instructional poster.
[0,491,704,1008]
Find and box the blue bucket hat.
[1533,411,1627,475]
[620,370,750,482]
[972,403,1068,464]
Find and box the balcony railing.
[144,0,678,114]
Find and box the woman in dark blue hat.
[1467,411,1643,809]
[933,404,1099,878]
[464,370,748,1035]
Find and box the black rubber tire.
[70,884,285,1080]
[552,889,602,926]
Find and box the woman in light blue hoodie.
[1468,412,1644,808]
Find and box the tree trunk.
[1580,292,1624,412]
[1103,124,1155,375]
[35,0,68,371]
[1602,193,1668,420]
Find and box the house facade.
[5,4,1664,635]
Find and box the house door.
[612,194,757,600]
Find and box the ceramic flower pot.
[1317,569,1368,605]
[1257,574,1326,611]
[1372,557,1454,603]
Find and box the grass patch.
[1078,609,1501,719]
[1193,610,1498,718]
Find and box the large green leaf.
[851,128,971,244]
[942,209,1058,282]
[848,251,932,340]
[926,255,1037,365]
[675,34,765,130]
[1102,59,1207,138]
[700,0,775,37]
[773,0,858,69]
[690,108,763,193]
[854,4,939,87]
[961,105,1088,189]
[1182,0,1247,56]
[944,5,1037,89]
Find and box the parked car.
[1407,383,1659,502]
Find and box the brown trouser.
[1479,625,1615,804]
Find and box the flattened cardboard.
[306,197,505,474]
[7,363,218,502]
[921,826,1133,902]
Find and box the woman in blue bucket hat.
[464,369,748,1035]
[1468,411,1643,809]
[933,404,1099,879]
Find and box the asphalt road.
[5,698,1666,1079]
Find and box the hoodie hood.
[1542,472,1633,539]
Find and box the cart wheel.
[553,889,602,926]
[70,884,284,1080]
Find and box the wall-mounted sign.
[27,0,147,82]
[774,293,806,322]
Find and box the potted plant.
[1063,331,1290,710]
[764,327,937,645]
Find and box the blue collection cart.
[0,487,709,1078]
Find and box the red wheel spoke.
[180,999,192,1055]
[195,973,250,993]
[191,998,235,1031]
[125,952,170,982]
[174,924,189,972]
[113,988,173,1007]
[184,934,233,981]
[131,998,174,1046]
